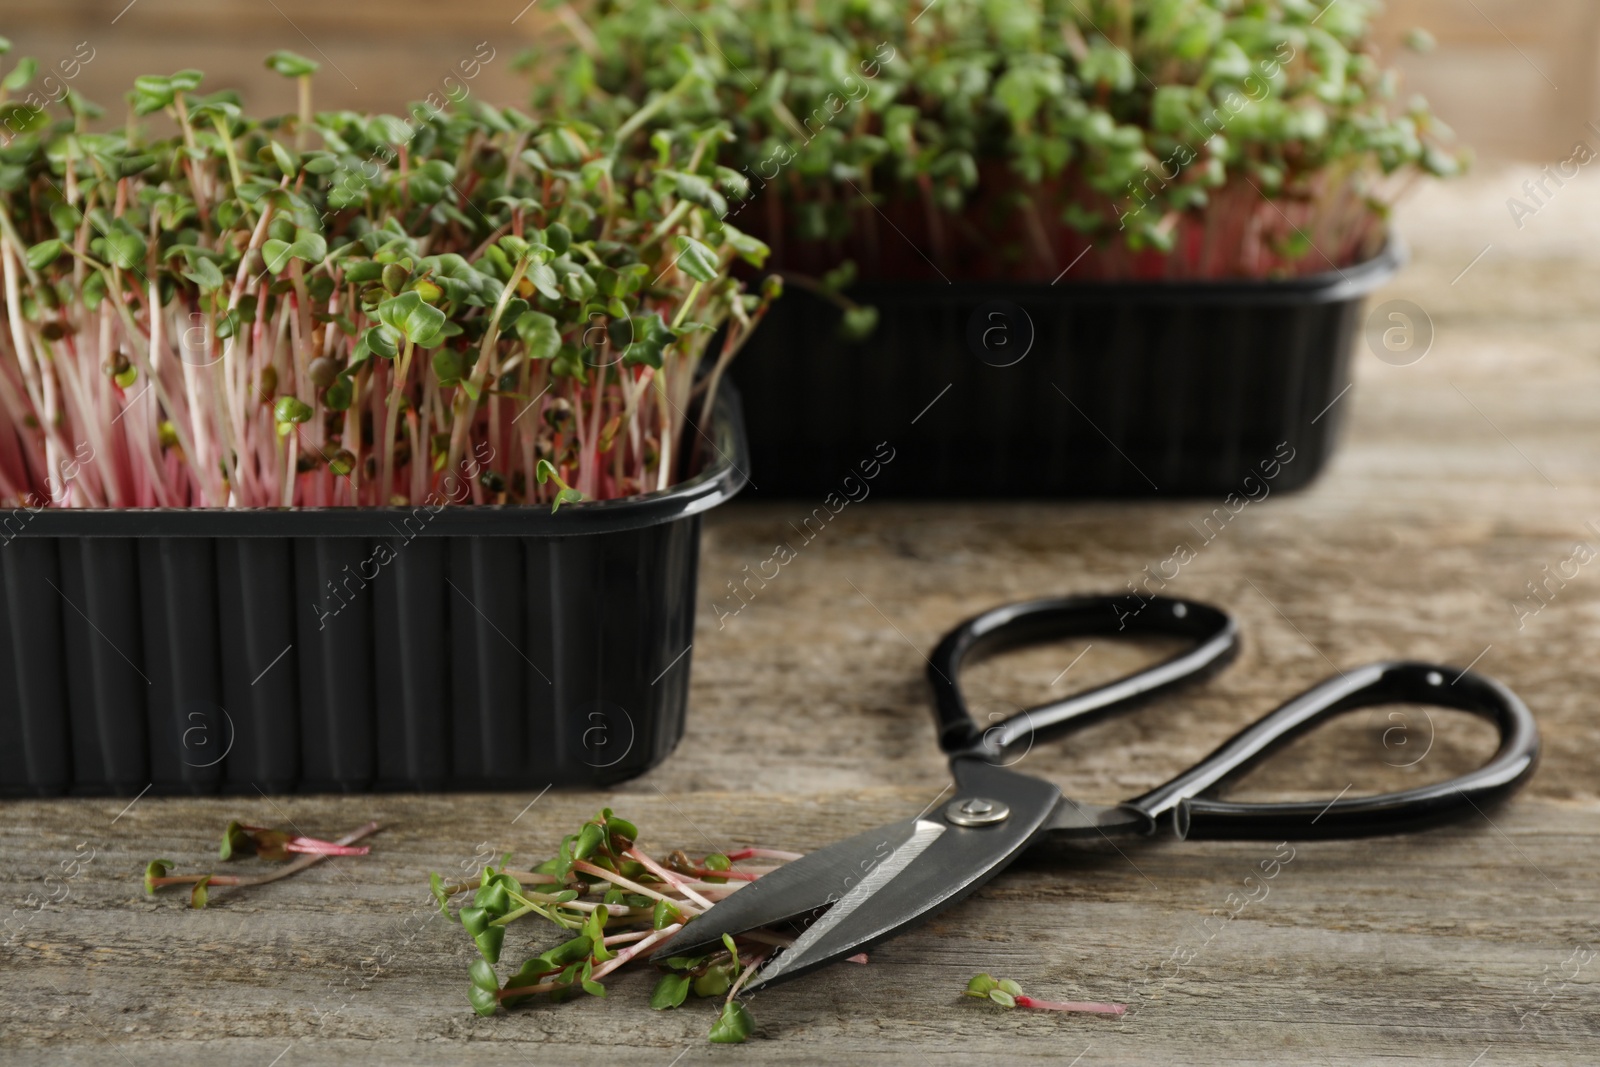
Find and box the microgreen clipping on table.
[437,808,821,1045]
[143,820,380,909]
[964,973,1126,1016]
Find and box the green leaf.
[544,222,572,257]
[652,897,681,930]
[619,312,675,369]
[429,872,451,917]
[265,51,320,78]
[988,988,1017,1008]
[432,348,469,386]
[269,140,299,177]
[459,905,490,937]
[25,239,63,271]
[143,859,174,896]
[582,905,614,962]
[708,1000,755,1043]
[274,396,312,425]
[718,225,770,268]
[1,56,37,92]
[302,151,339,174]
[514,310,561,360]
[129,74,175,116]
[358,323,400,361]
[473,881,510,916]
[101,230,147,271]
[182,256,226,291]
[573,822,605,862]
[964,973,998,997]
[525,261,561,300]
[343,260,384,284]
[468,958,499,992]
[547,935,593,968]
[189,874,212,910]
[377,290,446,346]
[261,239,295,274]
[552,487,583,512]
[0,102,47,135]
[840,305,879,341]
[262,228,327,274]
[474,925,506,964]
[604,813,637,844]
[693,966,732,998]
[218,820,250,861]
[49,201,82,235]
[673,235,719,283]
[656,953,703,974]
[651,973,691,1010]
[467,984,498,1017]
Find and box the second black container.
[731,242,1401,498]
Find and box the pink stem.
[240,826,372,857]
[601,929,655,947]
[571,860,680,907]
[624,847,714,911]
[686,867,758,882]
[588,923,680,983]
[724,848,805,862]
[726,951,768,1004]
[1014,995,1126,1016]
[151,874,243,888]
[283,840,371,856]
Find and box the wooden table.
[5,170,1599,1065]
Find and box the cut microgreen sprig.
[144,819,380,909]
[964,972,1126,1016]
[441,808,813,1044]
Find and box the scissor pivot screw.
[945,797,1011,827]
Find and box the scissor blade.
[744,761,1063,992]
[649,818,930,961]
[746,817,945,988]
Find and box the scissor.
[652,594,1541,990]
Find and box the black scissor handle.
[927,594,1240,758]
[1126,661,1541,840]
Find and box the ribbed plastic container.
[731,242,1402,498]
[0,390,749,797]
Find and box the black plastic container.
[0,391,749,797]
[731,242,1401,498]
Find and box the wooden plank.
[1,793,1594,1063]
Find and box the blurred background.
[4,0,1595,161]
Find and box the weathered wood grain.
[5,169,1600,1064]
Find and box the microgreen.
[964,973,1127,1016]
[0,54,776,510]
[530,0,1461,281]
[143,820,379,908]
[441,808,799,1043]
